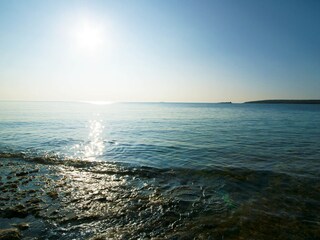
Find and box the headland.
[244,100,320,104]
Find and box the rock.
[11,223,30,230]
[46,206,59,216]
[0,196,10,201]
[9,183,18,189]
[28,206,41,216]
[47,190,58,199]
[2,204,28,218]
[26,198,42,204]
[21,180,30,185]
[28,189,36,194]
[28,169,39,174]
[0,228,21,240]
[16,171,28,177]
[90,235,108,240]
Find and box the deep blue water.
[0,101,320,239]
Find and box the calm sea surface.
[0,102,319,239]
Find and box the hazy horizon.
[1,0,319,102]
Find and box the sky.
[0,0,319,103]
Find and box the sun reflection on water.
[85,119,105,160]
[71,117,105,161]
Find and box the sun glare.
[73,19,105,52]
[81,101,115,105]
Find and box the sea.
[0,101,319,239]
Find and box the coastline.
[244,99,320,104]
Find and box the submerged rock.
[11,223,30,230]
[90,235,107,240]
[16,171,28,177]
[2,204,28,218]
[26,198,42,204]
[0,228,21,240]
[47,190,58,199]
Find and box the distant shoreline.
[244,100,320,104]
[1,100,320,105]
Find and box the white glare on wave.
[85,119,105,161]
[71,119,105,161]
[80,101,115,105]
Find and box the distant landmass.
[244,100,320,104]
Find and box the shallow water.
[0,102,320,239]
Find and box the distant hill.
[244,100,320,104]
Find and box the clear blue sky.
[0,0,319,102]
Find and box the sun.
[73,19,104,52]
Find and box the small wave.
[0,151,96,167]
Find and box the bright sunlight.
[72,18,105,52]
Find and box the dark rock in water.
[60,212,78,223]
[28,169,39,174]
[95,197,108,203]
[11,223,30,230]
[47,190,58,199]
[46,206,59,216]
[0,228,21,240]
[90,235,108,240]
[8,183,18,189]
[2,204,28,218]
[0,196,10,201]
[16,171,29,177]
[28,207,41,216]
[26,198,42,204]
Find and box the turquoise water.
[0,101,320,239]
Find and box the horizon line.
[1,99,320,105]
